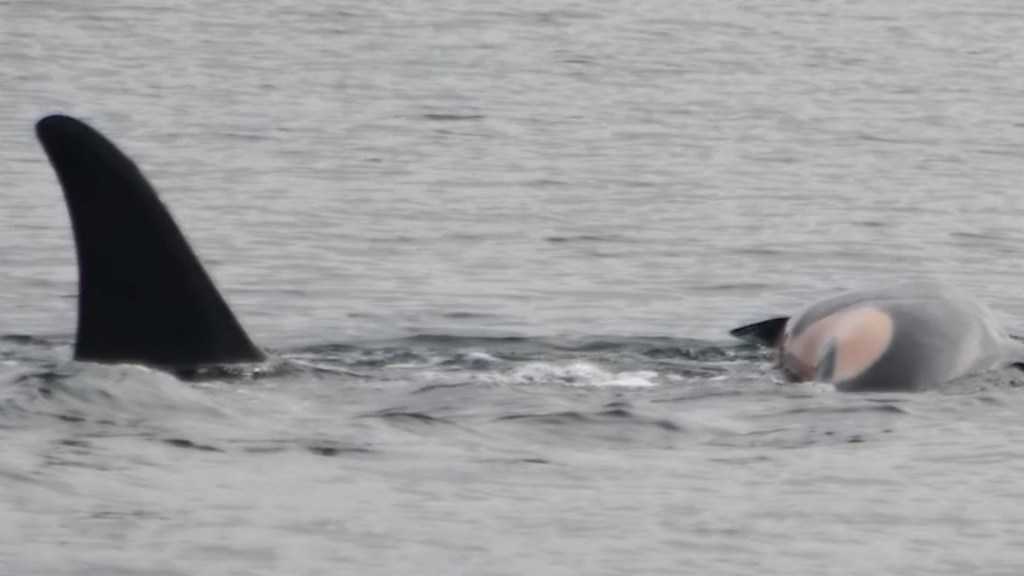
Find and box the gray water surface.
[3,0,1024,574]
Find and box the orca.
[35,114,266,371]
[731,282,1024,391]
[34,114,1023,391]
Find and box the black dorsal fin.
[729,316,789,347]
[35,114,265,369]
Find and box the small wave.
[708,427,890,449]
[411,382,476,395]
[440,311,498,320]
[421,113,486,121]
[391,334,534,348]
[438,351,502,370]
[0,362,229,426]
[0,334,50,346]
[366,410,449,424]
[288,345,434,369]
[358,409,471,432]
[497,411,588,424]
[597,408,683,431]
[236,440,374,457]
[758,403,909,418]
[304,443,374,457]
[0,333,74,350]
[163,438,222,452]
[497,407,683,432]
[544,234,632,244]
[652,389,750,404]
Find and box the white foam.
[507,362,660,388]
[461,351,499,363]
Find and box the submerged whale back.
[36,115,265,370]
[734,282,1022,391]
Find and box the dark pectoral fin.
[35,114,265,370]
[729,316,789,347]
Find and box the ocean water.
[3,0,1024,573]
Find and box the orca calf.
[731,282,1024,391]
[35,115,265,371]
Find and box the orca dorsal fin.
[729,316,789,347]
[35,114,265,370]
